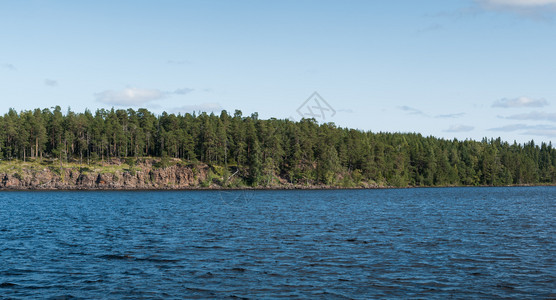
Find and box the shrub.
[125,157,136,167]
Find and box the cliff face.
[0,161,212,190]
[0,158,382,190]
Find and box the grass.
[0,158,145,175]
[0,160,41,173]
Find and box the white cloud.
[95,86,195,106]
[492,97,548,108]
[503,111,556,122]
[477,0,556,17]
[482,0,556,6]
[44,79,58,87]
[398,106,466,119]
[95,88,166,106]
[444,125,474,132]
[171,103,223,113]
[435,113,465,118]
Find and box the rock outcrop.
[0,160,212,190]
[0,158,382,190]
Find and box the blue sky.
[1,0,555,144]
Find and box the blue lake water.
[0,187,554,299]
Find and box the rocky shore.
[0,158,382,190]
[0,159,214,190]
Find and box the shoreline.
[2,158,554,192]
[1,183,554,192]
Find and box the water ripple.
[0,187,554,298]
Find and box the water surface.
[0,187,554,299]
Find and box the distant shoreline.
[1,157,554,191]
[1,184,554,192]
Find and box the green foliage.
[340,175,356,188]
[153,157,172,169]
[200,169,218,187]
[0,107,554,187]
[352,169,363,185]
[125,157,136,167]
[79,167,92,174]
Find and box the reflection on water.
[0,187,554,298]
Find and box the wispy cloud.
[488,123,556,138]
[492,97,549,108]
[171,103,223,113]
[502,111,556,122]
[1,63,16,71]
[491,123,556,130]
[95,88,167,106]
[95,87,195,106]
[44,79,58,87]
[416,23,443,34]
[523,128,556,137]
[174,88,194,95]
[481,0,556,7]
[435,113,465,118]
[476,0,556,17]
[488,123,528,131]
[398,106,464,119]
[444,125,474,132]
[398,106,427,116]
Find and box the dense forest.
[0,106,554,187]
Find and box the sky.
[1,0,556,144]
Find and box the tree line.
[0,106,554,186]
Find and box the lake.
[0,187,554,299]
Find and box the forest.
[0,106,554,187]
